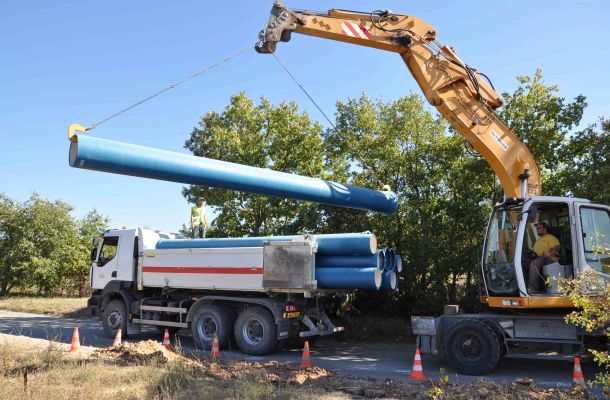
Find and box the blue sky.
[2,0,608,233]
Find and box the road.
[0,310,598,389]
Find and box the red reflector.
[285,305,298,312]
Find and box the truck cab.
[481,196,610,308]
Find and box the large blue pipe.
[156,232,377,255]
[316,253,382,269]
[385,248,396,271]
[380,270,398,290]
[315,267,381,290]
[394,256,403,273]
[69,134,397,214]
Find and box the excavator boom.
[256,2,541,198]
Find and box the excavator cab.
[481,196,610,309]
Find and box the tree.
[0,193,29,295]
[498,69,587,194]
[323,93,490,314]
[0,193,109,296]
[558,118,610,204]
[183,92,325,237]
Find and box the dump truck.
[87,228,395,355]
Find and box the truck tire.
[234,306,278,356]
[443,319,501,375]
[102,299,128,339]
[191,305,232,350]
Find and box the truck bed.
[140,247,266,291]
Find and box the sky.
[2,0,609,233]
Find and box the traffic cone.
[211,333,220,359]
[300,341,312,368]
[572,357,586,388]
[68,327,81,352]
[162,328,171,350]
[409,348,426,380]
[112,328,122,349]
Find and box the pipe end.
[374,268,382,290]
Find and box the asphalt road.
[0,310,599,389]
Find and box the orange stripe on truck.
[142,266,263,274]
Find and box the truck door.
[575,204,610,277]
[91,235,120,289]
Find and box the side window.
[98,236,119,267]
[580,207,610,274]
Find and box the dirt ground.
[1,333,595,400]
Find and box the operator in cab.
[191,197,209,239]
[528,220,560,293]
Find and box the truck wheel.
[443,319,501,375]
[191,305,232,350]
[102,299,128,339]
[234,306,278,355]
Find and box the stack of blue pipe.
[156,232,401,290]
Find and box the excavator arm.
[256,2,541,198]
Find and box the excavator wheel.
[443,319,501,375]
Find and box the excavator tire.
[442,318,501,375]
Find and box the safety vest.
[192,205,204,225]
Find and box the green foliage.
[499,69,587,176]
[176,69,601,316]
[323,94,489,314]
[557,118,610,204]
[183,92,324,237]
[0,193,108,296]
[559,270,610,391]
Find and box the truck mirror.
[90,248,98,262]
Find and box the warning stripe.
[142,266,263,274]
[341,22,371,39]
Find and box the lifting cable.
[85,45,253,131]
[271,53,336,129]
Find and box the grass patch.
[0,296,91,318]
[0,335,342,400]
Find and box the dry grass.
[0,334,594,400]
[0,334,344,400]
[0,296,91,318]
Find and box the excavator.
[255,2,610,374]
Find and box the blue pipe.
[315,267,381,290]
[156,232,377,255]
[69,134,397,214]
[380,270,397,290]
[385,249,395,271]
[316,253,381,269]
[376,249,386,271]
[310,232,377,255]
[394,255,402,273]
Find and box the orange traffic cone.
[409,348,426,380]
[69,327,81,352]
[162,328,171,350]
[300,341,312,368]
[112,328,122,349]
[211,333,220,359]
[572,357,586,388]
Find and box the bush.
[559,269,610,392]
[0,193,108,296]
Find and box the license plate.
[283,311,300,318]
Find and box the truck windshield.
[483,203,523,294]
